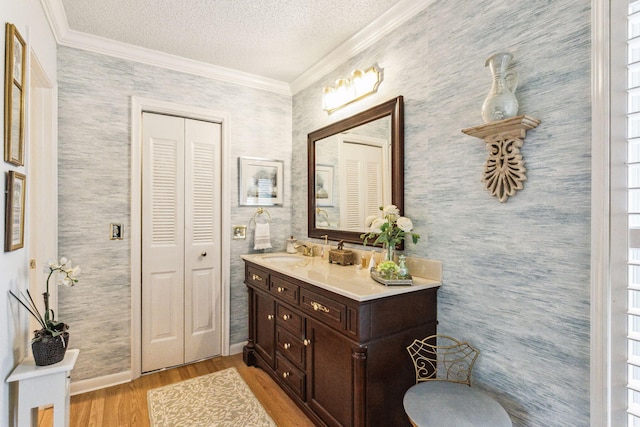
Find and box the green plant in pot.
[10,257,80,366]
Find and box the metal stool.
[403,335,511,426]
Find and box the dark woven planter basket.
[32,332,70,366]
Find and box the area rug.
[147,367,276,427]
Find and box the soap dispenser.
[286,236,297,254]
[397,255,409,278]
[321,235,329,259]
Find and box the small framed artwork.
[315,164,334,206]
[4,23,27,166]
[110,223,124,240]
[5,171,26,251]
[238,157,284,206]
[232,225,247,240]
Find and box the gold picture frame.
[5,171,26,251]
[4,23,26,166]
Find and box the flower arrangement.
[10,257,80,342]
[361,205,420,263]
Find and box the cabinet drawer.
[246,265,269,291]
[276,326,306,369]
[276,303,304,335]
[300,289,346,330]
[275,354,306,400]
[271,276,299,305]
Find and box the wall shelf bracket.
[462,115,540,202]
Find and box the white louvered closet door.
[340,140,386,231]
[141,113,221,373]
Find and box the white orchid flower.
[59,257,69,266]
[396,217,413,232]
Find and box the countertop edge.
[242,253,440,302]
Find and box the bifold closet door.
[141,112,221,373]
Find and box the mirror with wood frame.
[307,96,404,245]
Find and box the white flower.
[396,217,413,232]
[364,215,378,228]
[59,257,68,266]
[370,218,387,233]
[383,205,400,217]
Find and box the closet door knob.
[201,251,207,257]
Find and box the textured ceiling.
[60,0,402,83]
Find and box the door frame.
[27,50,57,334]
[130,96,231,380]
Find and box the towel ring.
[250,207,271,225]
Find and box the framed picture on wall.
[315,164,334,207]
[238,157,284,206]
[4,23,27,166]
[5,171,26,251]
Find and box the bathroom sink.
[259,253,310,267]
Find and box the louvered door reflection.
[141,112,221,373]
[340,140,385,231]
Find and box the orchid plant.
[361,205,420,263]
[10,257,80,342]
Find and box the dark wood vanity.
[242,257,439,427]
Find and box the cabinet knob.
[282,371,290,379]
[282,314,291,321]
[267,314,274,320]
[283,343,291,350]
[277,287,285,293]
[303,339,311,346]
[201,251,207,257]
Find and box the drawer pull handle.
[283,343,291,350]
[310,301,330,313]
[283,371,290,379]
[277,287,285,293]
[282,314,291,321]
[267,314,274,320]
[252,274,263,282]
[303,339,311,346]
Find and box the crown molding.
[40,0,291,95]
[41,0,433,97]
[289,0,434,95]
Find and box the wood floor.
[39,353,315,427]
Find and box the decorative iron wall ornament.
[462,115,540,202]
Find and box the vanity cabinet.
[243,260,439,427]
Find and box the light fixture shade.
[322,66,381,112]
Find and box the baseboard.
[70,343,247,395]
[71,370,132,395]
[229,341,247,355]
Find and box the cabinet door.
[254,290,276,368]
[306,318,354,427]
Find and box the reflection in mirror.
[308,96,404,246]
[314,118,391,230]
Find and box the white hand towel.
[254,222,273,250]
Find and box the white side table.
[6,349,79,427]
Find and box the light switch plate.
[233,225,246,240]
[110,223,124,240]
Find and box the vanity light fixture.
[322,66,382,112]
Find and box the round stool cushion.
[403,381,511,427]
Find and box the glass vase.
[383,243,396,263]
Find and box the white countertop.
[241,253,440,302]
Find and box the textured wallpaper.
[292,1,590,426]
[57,47,292,380]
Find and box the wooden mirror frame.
[307,96,404,246]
